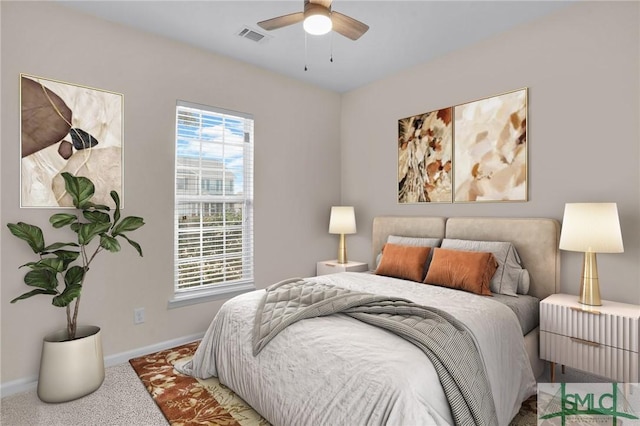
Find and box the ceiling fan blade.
[331,11,369,40]
[258,12,305,31]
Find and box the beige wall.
[1,1,341,384]
[2,0,639,387]
[340,1,640,305]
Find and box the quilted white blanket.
[176,272,536,426]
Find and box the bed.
[177,216,560,426]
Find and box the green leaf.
[19,258,65,272]
[43,242,79,251]
[83,210,111,224]
[70,223,81,232]
[52,249,80,261]
[77,222,111,245]
[50,213,77,229]
[7,222,45,253]
[112,216,145,236]
[11,288,58,303]
[64,265,85,287]
[100,234,121,252]
[110,191,121,224]
[52,250,80,268]
[34,258,65,273]
[52,284,82,307]
[62,172,94,209]
[51,266,84,307]
[120,234,143,257]
[24,269,58,290]
[85,202,110,211]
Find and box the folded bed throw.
[253,278,498,426]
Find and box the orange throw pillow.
[375,243,431,282]
[424,248,497,296]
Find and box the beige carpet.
[130,341,537,425]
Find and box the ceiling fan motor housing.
[304,2,331,17]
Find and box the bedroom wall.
[0,2,341,384]
[340,1,640,305]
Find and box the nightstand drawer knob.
[570,337,600,347]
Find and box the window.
[171,101,254,307]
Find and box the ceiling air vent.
[237,27,269,43]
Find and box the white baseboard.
[103,332,204,367]
[0,375,38,398]
[0,332,205,399]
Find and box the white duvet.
[176,272,536,426]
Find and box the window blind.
[174,101,254,293]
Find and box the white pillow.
[440,238,529,296]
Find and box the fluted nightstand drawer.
[540,293,639,352]
[540,330,639,382]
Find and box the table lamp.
[559,202,624,306]
[329,206,356,264]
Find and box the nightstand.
[540,293,639,382]
[316,260,368,276]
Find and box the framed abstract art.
[20,73,124,208]
[398,107,453,203]
[453,88,528,202]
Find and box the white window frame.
[169,100,254,308]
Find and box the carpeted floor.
[0,362,167,425]
[129,341,538,426]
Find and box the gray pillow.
[376,235,442,271]
[517,269,530,295]
[440,238,528,296]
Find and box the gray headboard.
[372,216,561,300]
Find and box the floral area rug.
[130,341,537,426]
[129,341,269,425]
[511,394,537,425]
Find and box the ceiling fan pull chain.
[304,31,308,71]
[330,31,334,63]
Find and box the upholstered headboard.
[372,216,561,300]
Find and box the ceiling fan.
[257,0,369,41]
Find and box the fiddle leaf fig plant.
[7,172,144,340]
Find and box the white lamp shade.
[559,203,624,253]
[329,206,356,234]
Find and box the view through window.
[174,101,254,297]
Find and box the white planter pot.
[37,325,105,403]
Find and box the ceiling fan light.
[303,12,332,36]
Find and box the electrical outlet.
[134,307,145,324]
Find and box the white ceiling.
[58,1,574,93]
